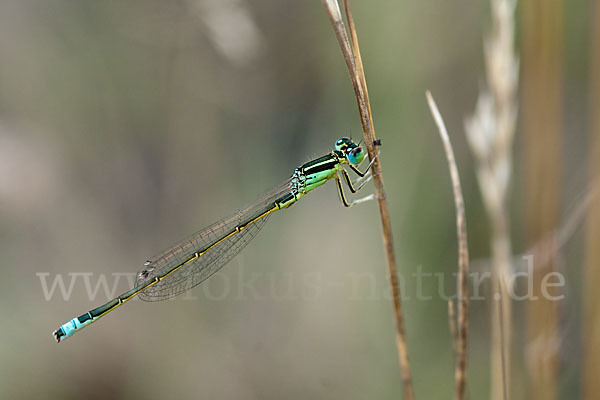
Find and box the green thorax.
[299,151,344,193]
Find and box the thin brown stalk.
[426,91,470,400]
[521,0,562,398]
[448,300,458,355]
[583,1,600,397]
[320,1,414,399]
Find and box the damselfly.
[53,137,378,342]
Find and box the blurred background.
[0,0,596,399]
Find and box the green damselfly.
[53,137,378,342]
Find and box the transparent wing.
[135,178,294,301]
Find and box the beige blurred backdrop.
[0,1,593,399]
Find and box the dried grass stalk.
[427,92,470,400]
[464,1,518,398]
[521,0,563,398]
[321,1,414,399]
[583,2,600,398]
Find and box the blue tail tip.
[53,328,65,343]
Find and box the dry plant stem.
[496,277,509,400]
[321,1,415,399]
[465,1,518,397]
[521,1,562,398]
[490,214,512,400]
[426,92,470,400]
[448,300,458,355]
[584,2,600,397]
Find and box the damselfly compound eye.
[348,146,365,165]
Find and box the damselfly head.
[347,146,365,165]
[334,137,363,164]
[334,137,356,152]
